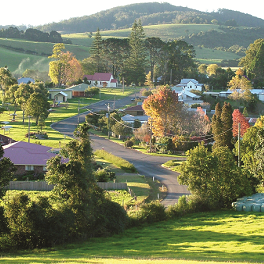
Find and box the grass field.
[0,23,243,72]
[1,210,263,263]
[0,87,138,148]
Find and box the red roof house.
[83,73,118,88]
[2,141,66,175]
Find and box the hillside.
[38,2,264,33]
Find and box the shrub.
[125,139,134,148]
[94,167,116,182]
[94,149,136,173]
[135,201,167,224]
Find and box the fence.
[8,181,127,191]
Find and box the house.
[66,83,89,97]
[219,88,264,102]
[2,141,66,175]
[121,114,149,125]
[124,104,145,116]
[172,79,203,102]
[83,73,118,88]
[17,77,35,84]
[48,89,73,100]
[173,79,203,92]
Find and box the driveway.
[51,97,189,207]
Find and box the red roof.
[3,141,66,166]
[84,73,113,82]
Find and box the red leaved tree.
[232,109,250,137]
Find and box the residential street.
[51,96,189,207]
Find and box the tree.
[25,91,50,125]
[102,38,129,78]
[122,20,147,85]
[46,124,128,237]
[178,143,252,209]
[142,86,180,137]
[90,28,104,73]
[240,38,264,86]
[0,67,17,102]
[0,145,16,200]
[145,37,164,82]
[211,102,233,149]
[158,40,196,84]
[232,109,250,137]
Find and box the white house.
[48,89,73,100]
[173,79,203,92]
[172,79,203,102]
[83,73,118,88]
[219,88,264,102]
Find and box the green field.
[0,23,243,73]
[1,210,263,263]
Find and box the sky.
[1,0,263,26]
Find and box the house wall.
[54,94,65,102]
[15,165,45,175]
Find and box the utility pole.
[238,123,241,167]
[106,103,110,139]
[149,118,153,153]
[28,116,32,143]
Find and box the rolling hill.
[1,2,264,74]
[38,2,264,33]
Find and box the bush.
[94,149,136,173]
[132,201,167,225]
[125,139,134,148]
[94,167,116,182]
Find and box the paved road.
[51,97,189,207]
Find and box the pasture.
[0,210,263,263]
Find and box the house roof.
[84,73,113,82]
[3,141,63,166]
[122,114,149,122]
[125,105,144,112]
[66,83,89,91]
[180,79,199,84]
[18,77,35,84]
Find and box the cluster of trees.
[0,26,63,43]
[0,124,128,250]
[81,22,196,86]
[0,67,50,125]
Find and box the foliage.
[122,20,147,85]
[211,102,233,150]
[94,167,116,182]
[178,143,252,209]
[94,149,136,172]
[0,145,16,200]
[0,26,63,43]
[142,86,180,137]
[232,109,250,137]
[129,201,166,226]
[125,139,134,148]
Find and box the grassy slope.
[1,210,263,263]
[0,24,243,73]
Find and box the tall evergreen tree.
[221,102,233,150]
[90,28,104,72]
[122,19,147,85]
[212,102,233,149]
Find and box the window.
[25,165,34,171]
[43,166,47,171]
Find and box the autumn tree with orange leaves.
[142,86,181,137]
[49,43,83,86]
[232,109,250,137]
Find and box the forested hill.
[38,2,264,33]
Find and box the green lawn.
[1,210,263,263]
[0,87,138,148]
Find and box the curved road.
[51,97,189,207]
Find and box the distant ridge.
[37,2,264,33]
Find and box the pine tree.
[122,19,147,85]
[221,102,233,150]
[212,102,233,149]
[90,28,104,72]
